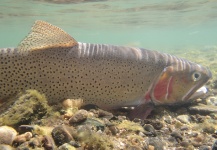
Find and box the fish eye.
[192,72,201,81]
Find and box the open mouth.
[189,86,207,99]
[182,85,207,101]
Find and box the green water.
[0,0,217,52]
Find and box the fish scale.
[0,21,212,112]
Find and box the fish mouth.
[182,82,207,101]
[189,86,207,99]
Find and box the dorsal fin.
[18,20,78,52]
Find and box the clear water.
[0,0,217,52]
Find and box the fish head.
[150,62,212,105]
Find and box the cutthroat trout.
[0,21,212,117]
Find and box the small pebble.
[0,144,15,150]
[177,115,191,124]
[148,145,155,150]
[171,131,183,142]
[13,132,32,144]
[199,145,211,150]
[69,109,88,124]
[43,135,56,150]
[206,96,217,106]
[180,141,190,147]
[143,119,163,130]
[148,137,165,150]
[180,126,189,131]
[108,124,119,135]
[164,116,172,124]
[68,140,81,148]
[58,143,76,150]
[51,125,75,146]
[143,124,157,136]
[97,109,113,119]
[81,118,105,131]
[189,104,217,114]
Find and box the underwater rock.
[171,131,183,142]
[0,126,17,145]
[177,115,191,124]
[107,123,119,135]
[0,144,15,150]
[212,140,217,150]
[163,115,173,124]
[58,143,76,150]
[201,121,216,134]
[180,141,190,147]
[148,137,165,150]
[80,118,105,131]
[143,119,163,130]
[96,109,113,119]
[76,125,114,149]
[117,120,144,132]
[199,145,211,150]
[189,104,217,115]
[16,135,51,149]
[68,140,81,148]
[69,109,88,124]
[0,90,51,126]
[13,132,32,144]
[43,135,56,150]
[51,125,76,146]
[206,96,217,106]
[143,124,157,137]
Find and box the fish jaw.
[149,63,212,105]
[188,86,207,100]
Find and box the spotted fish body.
[0,21,212,110]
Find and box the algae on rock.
[0,90,52,126]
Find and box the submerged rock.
[69,109,88,124]
[58,143,76,150]
[0,90,51,126]
[177,115,191,124]
[51,125,76,146]
[0,144,15,150]
[13,132,32,144]
[189,104,217,114]
[143,124,157,137]
[0,126,17,145]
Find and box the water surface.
[0,0,217,52]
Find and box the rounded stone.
[13,132,32,144]
[58,143,76,150]
[51,125,75,146]
[69,109,88,124]
[0,144,15,150]
[177,115,191,124]
[0,126,17,145]
[171,131,183,141]
[143,124,157,136]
